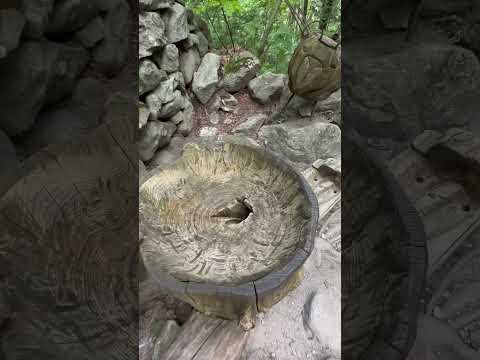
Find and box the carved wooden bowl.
[140,138,318,322]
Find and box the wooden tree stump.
[341,130,427,360]
[140,138,318,323]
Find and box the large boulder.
[259,119,341,170]
[162,3,188,44]
[179,47,200,84]
[0,130,20,198]
[139,59,167,96]
[247,72,286,105]
[192,52,220,104]
[223,51,260,93]
[138,121,176,161]
[139,11,168,59]
[145,76,177,119]
[0,9,25,59]
[288,35,340,100]
[0,41,89,136]
[91,0,130,76]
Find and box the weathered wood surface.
[0,95,138,359]
[342,130,427,360]
[140,138,318,321]
[160,312,249,360]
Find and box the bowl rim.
[140,138,319,300]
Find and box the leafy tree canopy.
[185,0,340,74]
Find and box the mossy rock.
[288,34,341,100]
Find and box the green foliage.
[186,0,340,74]
[224,56,252,74]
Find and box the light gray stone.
[315,89,341,113]
[177,99,193,136]
[139,121,176,161]
[233,113,267,135]
[170,71,186,93]
[92,0,130,76]
[219,91,238,112]
[194,30,209,57]
[156,44,179,73]
[223,51,260,93]
[145,76,177,119]
[139,59,167,96]
[192,52,221,104]
[163,3,188,43]
[150,136,185,168]
[0,9,25,58]
[183,33,199,49]
[140,0,173,10]
[259,119,340,170]
[139,102,150,129]
[158,90,184,118]
[248,72,286,104]
[199,126,218,137]
[139,11,168,59]
[179,47,200,84]
[75,16,105,48]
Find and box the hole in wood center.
[212,197,253,224]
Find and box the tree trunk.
[257,0,283,61]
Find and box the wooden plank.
[160,312,249,360]
[160,312,222,360]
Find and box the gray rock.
[308,291,341,358]
[92,0,130,76]
[259,120,340,170]
[192,52,221,104]
[0,130,20,198]
[287,95,316,117]
[219,91,238,112]
[0,41,89,136]
[183,33,199,49]
[140,0,173,10]
[179,46,200,84]
[150,136,185,168]
[139,102,150,129]
[20,0,55,38]
[139,59,167,96]
[158,90,184,118]
[152,320,181,360]
[0,9,25,58]
[199,126,218,137]
[146,77,177,119]
[223,51,260,93]
[315,89,341,113]
[139,159,147,184]
[75,16,105,48]
[177,99,193,136]
[156,43,179,73]
[47,0,100,33]
[170,71,186,93]
[194,30,209,57]
[19,77,106,156]
[138,121,176,161]
[163,3,188,43]
[170,110,184,125]
[139,11,167,59]
[233,113,267,135]
[248,72,286,104]
[209,112,220,125]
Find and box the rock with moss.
[223,51,260,93]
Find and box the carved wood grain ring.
[140,139,318,320]
[342,129,427,360]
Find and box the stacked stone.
[0,0,132,197]
[138,0,215,163]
